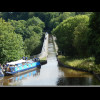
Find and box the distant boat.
[4,59,41,76]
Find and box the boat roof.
[7,59,26,65]
[26,59,33,63]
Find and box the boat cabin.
[5,59,41,75]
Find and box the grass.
[40,56,47,63]
[58,55,100,74]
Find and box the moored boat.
[4,58,41,76]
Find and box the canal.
[0,35,100,86]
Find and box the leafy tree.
[49,12,75,31]
[73,16,90,57]
[8,19,26,39]
[26,16,45,29]
[33,12,61,32]
[32,26,43,34]
[9,16,45,39]
[24,33,41,56]
[0,13,45,63]
[75,12,85,15]
[89,12,100,64]
[0,18,25,64]
[2,12,29,21]
[52,15,90,57]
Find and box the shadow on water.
[1,35,100,86]
[0,68,41,86]
[57,67,100,86]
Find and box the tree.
[24,33,41,56]
[0,18,25,64]
[73,16,90,57]
[2,12,29,21]
[0,13,46,63]
[8,16,45,57]
[75,12,85,15]
[52,15,90,57]
[89,12,100,64]
[26,16,45,29]
[9,19,27,39]
[49,12,75,32]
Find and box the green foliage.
[8,19,26,39]
[8,16,45,40]
[26,16,45,29]
[23,16,45,56]
[1,12,75,33]
[52,15,90,57]
[58,55,97,73]
[32,26,43,34]
[0,12,96,65]
[2,12,29,21]
[0,18,25,64]
[73,16,90,57]
[24,33,41,56]
[32,12,61,32]
[89,12,100,64]
[49,12,73,30]
[75,12,93,16]
[0,14,45,64]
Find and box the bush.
[89,12,100,64]
[52,15,90,57]
[0,18,25,64]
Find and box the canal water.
[0,36,100,86]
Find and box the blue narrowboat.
[4,59,41,76]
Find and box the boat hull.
[5,62,41,76]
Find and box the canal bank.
[52,35,100,83]
[1,34,100,86]
[30,32,49,65]
[49,35,100,86]
[57,57,100,84]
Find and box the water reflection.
[0,35,100,86]
[0,68,40,86]
[57,67,100,86]
[57,77,100,86]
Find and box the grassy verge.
[40,57,47,64]
[58,55,100,74]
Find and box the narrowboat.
[4,59,41,76]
